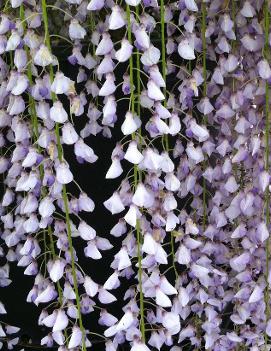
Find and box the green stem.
[41,1,86,350]
[136,219,145,342]
[170,234,178,280]
[127,4,145,342]
[19,6,36,138]
[231,1,245,219]
[135,8,145,338]
[201,2,207,99]
[160,0,166,100]
[19,5,69,344]
[160,0,169,151]
[126,5,134,115]
[135,6,143,158]
[20,2,69,340]
[201,1,207,230]
[264,0,270,340]
[160,0,178,281]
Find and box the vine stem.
[19,5,38,140]
[189,3,209,349]
[201,1,207,230]
[160,0,169,151]
[19,1,67,303]
[41,1,86,350]
[264,0,270,343]
[230,3,243,348]
[126,4,145,342]
[20,3,71,345]
[160,0,178,281]
[160,0,166,99]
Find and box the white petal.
[256,222,269,243]
[178,287,190,307]
[78,221,96,240]
[50,102,68,123]
[141,45,160,66]
[53,310,68,332]
[106,158,123,179]
[155,245,168,264]
[190,120,209,142]
[104,192,125,214]
[165,173,180,191]
[0,302,6,314]
[68,326,82,349]
[116,310,133,331]
[131,342,151,351]
[98,289,117,304]
[121,112,138,135]
[115,39,133,62]
[224,176,239,193]
[166,212,179,231]
[104,325,118,338]
[147,80,165,101]
[248,285,263,303]
[132,183,154,208]
[178,40,195,60]
[116,247,131,270]
[49,260,65,283]
[177,245,191,265]
[124,141,144,164]
[52,331,65,345]
[162,312,180,335]
[84,242,102,260]
[103,272,119,290]
[185,0,198,11]
[109,6,125,30]
[87,0,104,10]
[156,288,172,307]
[160,276,177,295]
[125,0,141,5]
[124,205,140,227]
[142,233,157,255]
[84,276,99,297]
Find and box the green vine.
[264,0,270,345]
[41,1,86,350]
[126,4,145,342]
[201,1,207,230]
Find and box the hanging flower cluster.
[0,0,271,350]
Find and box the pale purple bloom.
[51,72,74,95]
[178,39,195,60]
[56,162,73,184]
[69,19,86,40]
[68,326,82,348]
[109,6,126,30]
[34,44,54,66]
[50,101,68,123]
[115,39,133,62]
[87,0,105,10]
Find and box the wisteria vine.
[0,0,271,350]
